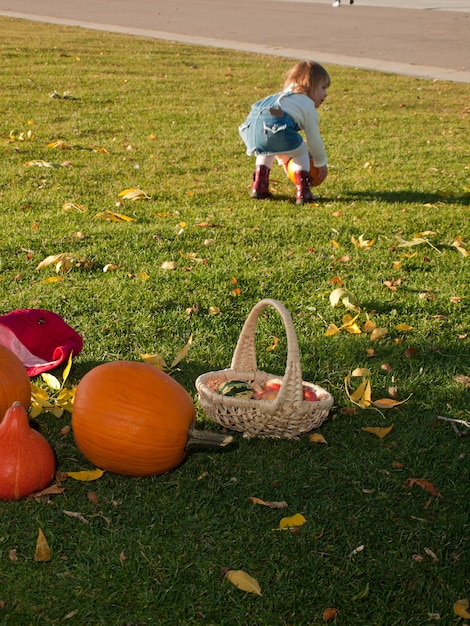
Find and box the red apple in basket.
[254,389,279,401]
[263,378,283,392]
[303,387,319,402]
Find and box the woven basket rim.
[196,369,334,411]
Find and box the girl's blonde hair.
[283,61,330,100]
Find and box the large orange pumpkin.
[72,361,229,477]
[0,345,31,416]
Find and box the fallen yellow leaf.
[118,187,150,200]
[34,528,51,562]
[36,252,77,273]
[362,425,394,438]
[454,599,470,619]
[329,287,359,309]
[66,469,105,481]
[41,373,61,391]
[141,353,167,370]
[351,234,375,249]
[95,210,136,222]
[342,314,362,334]
[325,323,340,337]
[266,336,279,351]
[309,433,328,444]
[395,323,413,332]
[348,378,372,408]
[372,395,412,409]
[47,139,71,149]
[224,569,262,595]
[170,334,193,368]
[279,513,307,530]
[40,276,64,284]
[351,367,371,377]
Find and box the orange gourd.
[0,345,31,415]
[287,155,322,187]
[0,402,56,500]
[72,361,231,477]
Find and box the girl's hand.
[312,164,328,186]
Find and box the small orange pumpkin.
[72,361,230,477]
[287,155,322,187]
[0,345,31,416]
[0,401,56,500]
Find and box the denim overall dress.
[238,92,303,156]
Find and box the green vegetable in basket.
[218,380,254,399]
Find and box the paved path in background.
[0,0,469,82]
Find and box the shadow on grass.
[339,189,470,205]
[254,188,469,206]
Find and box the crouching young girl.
[239,60,330,205]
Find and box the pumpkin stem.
[185,425,233,453]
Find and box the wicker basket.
[195,299,334,439]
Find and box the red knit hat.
[0,308,83,377]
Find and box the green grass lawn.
[0,16,469,626]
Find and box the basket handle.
[230,299,304,404]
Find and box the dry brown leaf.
[348,544,365,557]
[404,347,418,359]
[249,497,288,509]
[28,484,65,500]
[454,375,470,388]
[424,547,439,562]
[87,491,99,504]
[363,320,376,333]
[323,607,339,622]
[383,279,402,291]
[403,478,442,498]
[339,407,359,416]
[370,328,388,341]
[63,510,89,524]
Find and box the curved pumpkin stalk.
[185,426,233,453]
